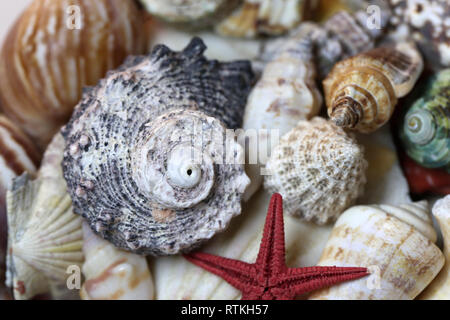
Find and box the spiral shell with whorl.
[6,134,83,300]
[62,38,253,256]
[81,223,154,300]
[324,42,424,133]
[420,195,450,300]
[0,0,148,150]
[309,201,445,300]
[264,117,367,224]
[400,69,450,172]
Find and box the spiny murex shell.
[400,68,450,173]
[6,134,83,300]
[264,117,368,224]
[62,38,253,256]
[309,201,445,300]
[324,42,424,133]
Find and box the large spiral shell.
[62,38,253,256]
[400,69,450,172]
[324,42,424,133]
[0,0,148,149]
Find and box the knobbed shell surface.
[62,38,253,256]
[309,201,445,300]
[6,134,83,300]
[81,223,154,300]
[0,0,148,149]
[324,42,424,133]
[216,0,319,38]
[420,195,450,299]
[400,69,450,172]
[264,117,367,224]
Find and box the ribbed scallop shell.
[263,117,368,224]
[216,0,318,38]
[324,42,424,133]
[62,38,253,256]
[0,0,148,149]
[400,69,450,172]
[6,134,83,300]
[309,201,445,299]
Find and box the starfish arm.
[184,252,259,291]
[255,193,287,276]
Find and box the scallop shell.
[61,38,253,256]
[420,195,450,299]
[216,0,319,38]
[264,117,368,224]
[308,201,445,299]
[324,42,424,133]
[400,69,450,172]
[6,134,83,300]
[80,222,154,300]
[0,0,148,149]
[139,0,241,28]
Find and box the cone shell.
[81,223,154,300]
[309,201,445,299]
[400,69,450,172]
[420,195,450,299]
[0,0,148,149]
[216,0,319,38]
[324,42,424,133]
[264,117,368,224]
[62,38,253,256]
[6,134,83,300]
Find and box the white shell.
[309,201,445,299]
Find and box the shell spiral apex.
[62,38,253,256]
[264,117,367,224]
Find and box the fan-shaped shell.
[400,69,450,172]
[0,0,148,149]
[62,38,253,256]
[264,117,367,224]
[309,201,445,300]
[324,42,424,133]
[6,134,83,300]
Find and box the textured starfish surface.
[184,193,369,300]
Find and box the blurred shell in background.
[6,134,83,300]
[309,201,444,299]
[0,0,148,150]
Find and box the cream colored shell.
[309,201,445,299]
[264,117,367,224]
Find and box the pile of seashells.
[0,0,449,300]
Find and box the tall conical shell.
[309,201,445,299]
[264,117,367,224]
[6,134,83,300]
[324,42,424,133]
[419,195,450,299]
[80,223,154,300]
[62,38,253,256]
[400,69,450,172]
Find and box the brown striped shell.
[0,0,148,150]
[323,42,424,133]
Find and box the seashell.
[0,0,148,150]
[216,0,319,38]
[6,134,83,300]
[80,222,154,300]
[386,0,450,70]
[400,69,450,172]
[139,0,241,28]
[420,195,450,299]
[264,117,368,224]
[324,42,424,133]
[309,201,445,299]
[61,38,253,256]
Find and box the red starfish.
[184,193,369,300]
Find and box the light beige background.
[0,0,31,44]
